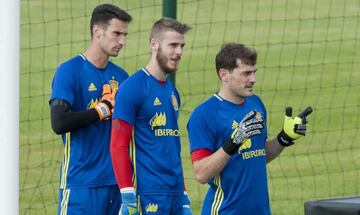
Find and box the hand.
[222,110,264,155]
[277,106,313,146]
[95,84,117,120]
[182,191,193,215]
[119,187,138,215]
[101,83,117,108]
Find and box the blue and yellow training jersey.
[187,94,271,215]
[50,54,129,189]
[113,68,184,195]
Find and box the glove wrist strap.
[277,130,295,147]
[101,100,113,110]
[222,138,240,155]
[94,103,111,120]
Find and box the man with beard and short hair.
[110,18,193,215]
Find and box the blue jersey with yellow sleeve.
[112,68,184,194]
[50,54,129,189]
[187,94,271,215]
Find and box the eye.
[114,31,127,37]
[245,71,252,76]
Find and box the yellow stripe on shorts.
[60,133,71,189]
[211,175,224,215]
[60,188,70,215]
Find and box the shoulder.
[118,69,149,94]
[123,69,148,85]
[53,55,86,84]
[59,55,85,70]
[246,94,265,108]
[56,55,86,76]
[190,95,219,122]
[196,95,221,112]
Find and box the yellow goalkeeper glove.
[277,106,313,146]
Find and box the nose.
[119,35,125,46]
[175,45,183,56]
[249,72,256,83]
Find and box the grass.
[20,0,360,214]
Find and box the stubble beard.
[156,47,177,74]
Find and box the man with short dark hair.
[49,4,132,215]
[187,43,312,214]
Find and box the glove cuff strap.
[101,99,113,110]
[94,103,111,120]
[222,138,240,155]
[277,130,295,147]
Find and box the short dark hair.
[215,43,257,75]
[150,17,191,41]
[90,4,132,37]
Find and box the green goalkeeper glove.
[277,106,313,147]
[222,110,264,155]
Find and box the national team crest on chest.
[171,93,178,111]
[109,79,119,91]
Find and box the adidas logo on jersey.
[88,83,97,91]
[145,203,158,213]
[153,97,162,106]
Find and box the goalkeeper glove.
[222,110,264,155]
[119,187,138,215]
[94,84,117,120]
[277,106,313,147]
[182,191,193,215]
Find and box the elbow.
[51,124,66,135]
[196,175,208,185]
[194,170,209,184]
[51,119,67,135]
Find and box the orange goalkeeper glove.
[94,84,117,120]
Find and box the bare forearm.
[266,138,285,163]
[193,148,231,184]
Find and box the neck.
[218,89,244,105]
[83,44,109,69]
[145,57,168,81]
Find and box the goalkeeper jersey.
[112,68,184,194]
[187,94,271,215]
[50,54,129,189]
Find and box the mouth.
[246,85,254,91]
[114,46,123,52]
[170,58,180,66]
